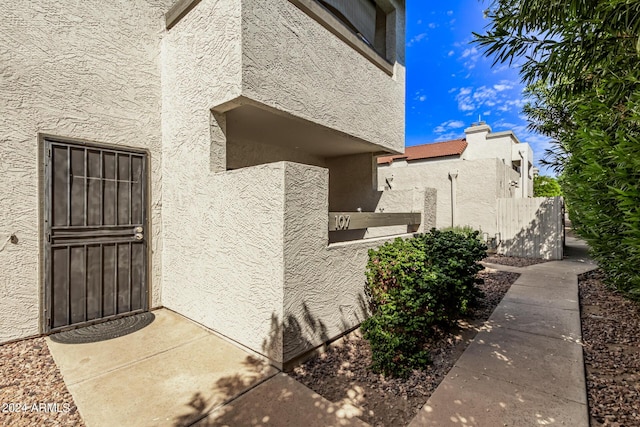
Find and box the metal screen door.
[44,137,148,332]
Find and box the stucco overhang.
[215,97,403,158]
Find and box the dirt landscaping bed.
[290,268,520,427]
[483,254,550,267]
[579,269,640,426]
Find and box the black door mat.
[49,312,155,344]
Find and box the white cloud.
[472,85,497,102]
[456,87,475,112]
[447,10,454,16]
[493,80,515,92]
[417,19,422,24]
[497,98,525,112]
[459,46,482,70]
[413,90,427,102]
[435,131,464,142]
[434,120,466,134]
[428,22,437,29]
[460,47,478,58]
[447,50,455,57]
[407,32,428,47]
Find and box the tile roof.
[377,139,468,165]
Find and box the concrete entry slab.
[200,373,370,426]
[47,309,277,427]
[455,327,586,404]
[408,366,588,427]
[47,309,211,385]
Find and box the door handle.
[134,226,144,241]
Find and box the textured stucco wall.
[327,153,380,212]
[241,0,405,154]
[160,163,286,361]
[227,139,327,170]
[464,127,513,163]
[361,188,436,239]
[0,0,170,342]
[464,125,534,198]
[161,0,288,358]
[378,158,511,235]
[282,162,414,363]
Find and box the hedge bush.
[361,228,487,377]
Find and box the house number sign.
[334,214,351,230]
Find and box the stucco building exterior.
[1,0,412,367]
[377,122,534,236]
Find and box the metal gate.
[44,137,148,332]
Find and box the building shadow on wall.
[497,198,564,260]
[171,295,369,426]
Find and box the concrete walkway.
[48,236,597,427]
[409,237,597,427]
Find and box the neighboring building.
[0,0,411,367]
[377,122,534,235]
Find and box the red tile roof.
[377,139,468,165]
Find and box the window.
[317,0,389,59]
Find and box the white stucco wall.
[160,163,287,361]
[282,162,416,363]
[378,158,519,235]
[464,125,534,197]
[0,0,170,342]
[241,0,405,154]
[161,0,408,365]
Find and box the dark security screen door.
[44,138,148,332]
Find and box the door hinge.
[46,233,50,243]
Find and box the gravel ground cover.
[0,337,83,427]
[579,269,640,426]
[483,254,550,267]
[290,268,520,427]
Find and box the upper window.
[317,0,391,61]
[318,0,388,59]
[289,0,401,73]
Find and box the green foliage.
[533,175,562,197]
[561,92,640,298]
[474,0,640,298]
[361,229,487,377]
[440,225,481,238]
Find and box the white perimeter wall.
[378,158,520,235]
[497,197,564,260]
[0,0,171,342]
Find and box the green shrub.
[361,229,487,377]
[419,229,487,319]
[440,225,481,238]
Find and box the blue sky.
[405,2,552,175]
